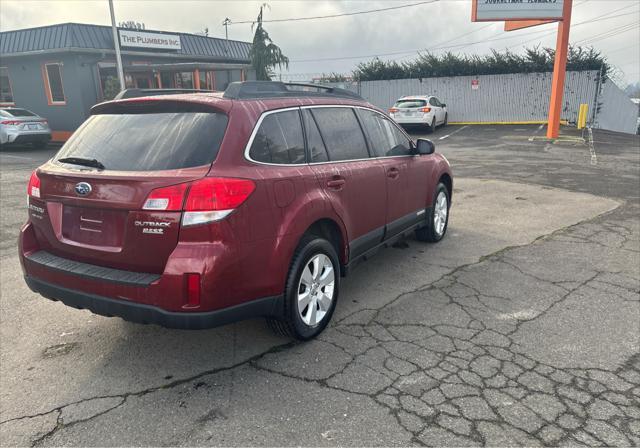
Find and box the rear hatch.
[392,99,429,118]
[28,100,228,273]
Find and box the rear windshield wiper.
[57,157,105,170]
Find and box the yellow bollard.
[577,103,589,129]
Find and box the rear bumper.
[3,131,51,144]
[390,113,433,125]
[25,275,282,330]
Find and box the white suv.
[389,96,447,132]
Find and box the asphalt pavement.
[0,124,638,446]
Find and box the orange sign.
[504,20,557,32]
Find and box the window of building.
[43,63,66,104]
[175,72,194,89]
[0,67,14,104]
[311,107,369,161]
[249,110,306,164]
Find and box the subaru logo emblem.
[75,182,92,196]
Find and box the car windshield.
[53,112,228,171]
[393,99,427,109]
[3,108,37,117]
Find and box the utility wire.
[228,0,438,25]
[290,24,495,62]
[289,5,638,64]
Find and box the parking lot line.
[0,154,35,161]
[439,125,469,140]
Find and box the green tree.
[353,46,608,82]
[249,4,289,80]
[102,76,121,100]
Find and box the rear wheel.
[416,182,450,243]
[267,235,339,340]
[428,117,436,133]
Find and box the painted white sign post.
[473,0,564,21]
[119,30,181,50]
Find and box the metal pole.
[108,0,125,91]
[546,0,573,139]
[222,18,231,54]
[590,64,604,128]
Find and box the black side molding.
[25,251,160,287]
[25,276,283,330]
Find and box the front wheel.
[268,236,339,340]
[416,182,450,243]
[443,113,448,127]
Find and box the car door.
[305,107,387,260]
[430,97,443,124]
[357,108,427,238]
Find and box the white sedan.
[389,95,448,132]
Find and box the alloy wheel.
[433,191,448,236]
[297,253,335,327]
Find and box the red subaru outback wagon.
[19,82,453,340]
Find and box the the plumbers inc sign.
[119,30,181,50]
[473,0,564,21]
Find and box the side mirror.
[415,138,435,155]
[441,103,446,107]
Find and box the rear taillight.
[28,170,41,199]
[182,177,256,227]
[389,108,399,113]
[420,107,432,113]
[142,177,256,227]
[143,183,188,211]
[1,120,21,126]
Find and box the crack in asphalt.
[4,203,638,447]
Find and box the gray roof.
[0,23,251,62]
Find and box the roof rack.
[223,81,362,100]
[113,88,214,100]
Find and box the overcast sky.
[1,0,638,85]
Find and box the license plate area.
[62,205,126,248]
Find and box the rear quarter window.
[249,110,306,164]
[54,112,228,171]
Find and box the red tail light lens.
[143,183,188,211]
[1,120,21,125]
[420,107,432,113]
[389,108,399,113]
[28,170,41,198]
[184,178,255,211]
[142,177,255,226]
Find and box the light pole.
[108,0,125,91]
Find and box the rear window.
[393,99,427,109]
[4,108,36,117]
[54,112,228,171]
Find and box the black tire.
[443,113,448,127]
[428,117,436,133]
[32,141,48,149]
[416,182,450,243]
[267,235,340,340]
